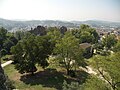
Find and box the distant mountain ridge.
[0,18,120,31]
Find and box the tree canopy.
[55,31,84,75]
[11,34,52,74]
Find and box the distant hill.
[0,18,76,31]
[0,18,120,31]
[72,20,120,28]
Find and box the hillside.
[0,18,120,31]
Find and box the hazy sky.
[0,0,120,22]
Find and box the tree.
[13,31,26,40]
[113,41,120,52]
[91,53,120,90]
[11,35,38,75]
[0,61,7,90]
[62,76,110,90]
[11,34,52,74]
[0,27,7,40]
[71,24,99,44]
[3,39,15,54]
[0,27,7,50]
[8,36,18,45]
[47,27,61,43]
[47,27,61,54]
[79,24,99,44]
[29,26,46,36]
[59,26,67,34]
[35,35,53,69]
[55,31,83,75]
[0,27,18,56]
[82,76,110,90]
[102,34,117,50]
[80,31,94,43]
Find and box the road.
[1,60,13,68]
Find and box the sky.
[0,0,120,22]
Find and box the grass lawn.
[1,59,6,64]
[4,64,57,90]
[3,59,90,90]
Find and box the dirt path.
[1,60,13,68]
[79,66,97,75]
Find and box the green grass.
[4,64,57,90]
[1,59,6,64]
[1,55,13,64]
[3,57,90,90]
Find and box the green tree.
[80,24,99,44]
[11,34,52,74]
[0,27,7,50]
[102,34,117,50]
[62,76,110,90]
[80,31,94,43]
[11,35,38,75]
[91,53,120,90]
[55,31,83,75]
[3,39,14,54]
[83,76,110,90]
[13,31,26,40]
[113,41,120,52]
[47,27,61,43]
[47,27,61,55]
[35,35,53,69]
[72,24,99,44]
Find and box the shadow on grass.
[76,70,90,84]
[20,68,89,90]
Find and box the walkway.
[1,60,13,68]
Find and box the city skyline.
[0,0,120,22]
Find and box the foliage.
[35,35,53,69]
[80,31,94,43]
[102,34,117,50]
[47,27,61,54]
[59,26,67,34]
[113,41,120,52]
[30,26,46,36]
[82,76,110,90]
[72,24,99,44]
[11,34,37,74]
[13,31,25,40]
[55,31,84,75]
[0,27,7,50]
[11,34,52,74]
[91,53,120,90]
[47,27,61,43]
[0,27,18,56]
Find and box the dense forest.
[0,24,120,90]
